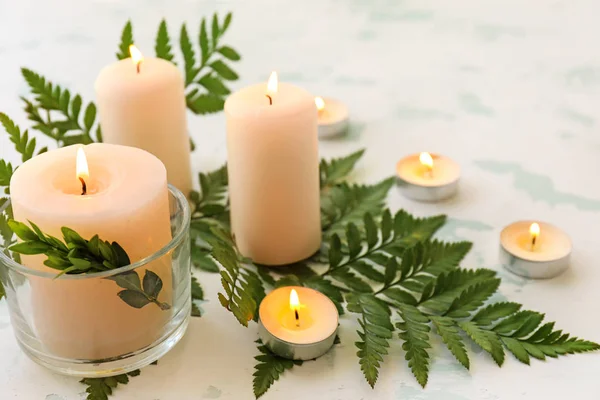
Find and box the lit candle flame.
[129,45,143,73]
[530,222,540,250]
[419,152,434,174]
[315,96,325,112]
[267,71,278,94]
[290,288,300,326]
[76,147,89,196]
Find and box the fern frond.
[347,293,393,388]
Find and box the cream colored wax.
[225,74,321,265]
[9,144,172,360]
[95,51,192,197]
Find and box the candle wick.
[79,177,87,196]
[266,94,272,105]
[136,61,141,74]
[294,309,300,327]
[531,235,537,251]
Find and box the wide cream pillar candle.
[9,144,172,359]
[95,45,192,196]
[225,72,321,265]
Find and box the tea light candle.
[95,45,192,197]
[500,221,572,279]
[225,72,321,265]
[315,96,349,138]
[396,152,460,201]
[258,286,338,360]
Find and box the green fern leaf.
[179,24,199,85]
[493,310,544,336]
[430,316,470,369]
[397,304,431,387]
[210,60,238,80]
[199,18,209,65]
[253,344,302,399]
[303,277,345,315]
[20,69,98,144]
[190,164,228,219]
[458,320,505,366]
[445,278,501,318]
[211,228,265,326]
[116,20,134,60]
[80,369,140,400]
[186,92,225,115]
[218,46,241,61]
[221,13,233,34]
[0,113,40,162]
[155,20,175,63]
[198,74,231,96]
[319,148,365,187]
[419,269,497,314]
[471,302,522,326]
[347,293,393,388]
[321,178,395,237]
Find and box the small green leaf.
[430,316,470,369]
[186,92,225,115]
[7,220,38,241]
[346,223,362,258]
[117,290,151,309]
[253,344,301,398]
[84,103,96,131]
[383,256,397,286]
[217,46,241,61]
[116,20,134,60]
[397,304,431,387]
[199,18,209,65]
[472,302,522,326]
[198,74,230,96]
[221,13,232,33]
[143,270,163,299]
[9,241,50,255]
[210,60,239,80]
[108,270,142,291]
[155,19,175,62]
[328,235,343,268]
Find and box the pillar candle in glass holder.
[9,144,172,359]
[95,45,192,196]
[225,72,321,265]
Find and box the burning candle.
[95,45,192,196]
[315,96,349,139]
[258,286,338,360]
[500,221,572,279]
[9,144,173,359]
[395,152,460,201]
[225,72,321,265]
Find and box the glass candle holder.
[0,185,191,377]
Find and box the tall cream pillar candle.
[95,45,192,196]
[9,144,172,359]
[225,72,321,265]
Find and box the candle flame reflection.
[315,96,325,112]
[419,152,434,172]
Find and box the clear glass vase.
[0,185,191,377]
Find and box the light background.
[1,0,599,399]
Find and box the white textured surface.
[1,0,600,399]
